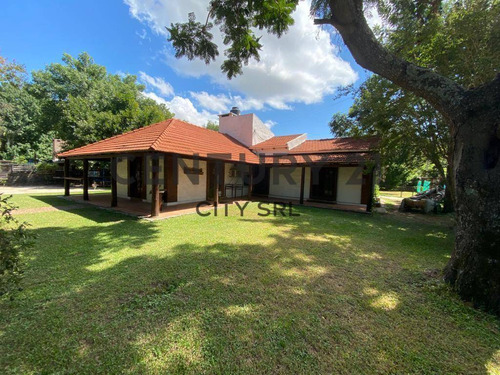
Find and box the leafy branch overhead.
[167,0,299,78]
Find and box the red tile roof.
[58,119,260,163]
[250,134,303,150]
[288,136,379,154]
[58,119,378,166]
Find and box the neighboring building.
[58,108,378,216]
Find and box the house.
[58,108,378,217]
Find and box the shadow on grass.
[1,204,498,374]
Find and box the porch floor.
[63,194,215,220]
[64,193,368,219]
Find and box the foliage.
[35,162,59,175]
[0,194,33,296]
[329,0,498,192]
[329,77,450,189]
[31,53,174,150]
[167,0,299,78]
[0,57,53,161]
[205,120,219,131]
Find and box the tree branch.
[325,0,466,125]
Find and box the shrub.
[0,194,33,296]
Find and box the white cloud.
[124,0,358,110]
[143,91,217,126]
[139,71,174,97]
[364,3,384,30]
[264,120,277,129]
[136,28,148,40]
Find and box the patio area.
[63,193,368,219]
[64,193,216,220]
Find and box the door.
[310,166,338,202]
[252,165,270,196]
[206,161,224,201]
[361,169,373,205]
[129,156,145,199]
[164,154,178,202]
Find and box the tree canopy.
[0,53,174,161]
[31,53,174,150]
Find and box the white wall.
[219,113,274,147]
[116,157,128,198]
[176,158,207,204]
[337,167,362,204]
[269,166,309,200]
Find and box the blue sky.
[1,0,376,139]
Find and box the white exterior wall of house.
[268,166,310,200]
[224,163,249,198]
[336,167,362,204]
[116,157,128,199]
[175,158,207,204]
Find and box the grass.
[1,194,499,374]
[379,190,414,199]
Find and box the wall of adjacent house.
[116,157,128,198]
[268,166,310,200]
[176,158,207,204]
[224,163,249,198]
[336,166,362,204]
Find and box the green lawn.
[1,195,499,374]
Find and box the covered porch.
[63,193,217,219]
[61,152,253,218]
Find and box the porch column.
[248,165,253,199]
[299,166,306,204]
[111,157,118,207]
[64,158,70,196]
[366,168,375,213]
[214,162,220,206]
[151,154,160,217]
[83,159,89,201]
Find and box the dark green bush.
[0,194,33,296]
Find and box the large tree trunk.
[442,162,455,213]
[318,0,500,314]
[444,85,500,313]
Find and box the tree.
[167,0,500,313]
[206,120,219,131]
[329,76,453,210]
[330,0,499,213]
[0,56,53,161]
[31,53,174,149]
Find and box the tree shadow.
[1,204,498,374]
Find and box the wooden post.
[214,162,220,206]
[64,158,70,196]
[299,166,305,204]
[248,165,253,199]
[111,157,117,207]
[151,154,160,217]
[83,159,89,201]
[366,169,375,212]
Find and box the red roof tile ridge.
[149,118,176,151]
[58,119,173,157]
